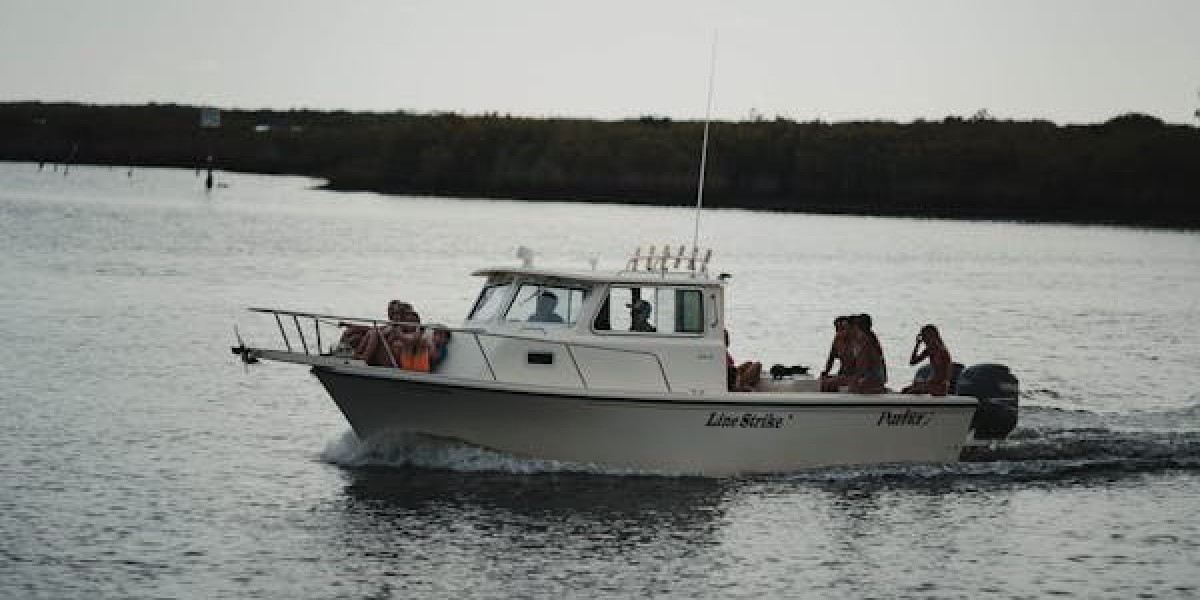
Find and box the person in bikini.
[850,314,887,393]
[819,316,852,389]
[428,327,452,371]
[820,322,860,392]
[856,313,887,385]
[903,324,952,396]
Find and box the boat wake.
[794,405,1200,485]
[320,430,668,476]
[958,405,1200,470]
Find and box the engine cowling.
[913,362,965,394]
[956,363,1019,439]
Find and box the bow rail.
[232,307,673,391]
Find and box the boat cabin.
[438,249,730,395]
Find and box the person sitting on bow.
[357,300,421,366]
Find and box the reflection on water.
[340,468,729,540]
[328,468,734,597]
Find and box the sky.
[1,0,1198,124]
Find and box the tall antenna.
[692,30,718,253]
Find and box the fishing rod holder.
[624,245,712,274]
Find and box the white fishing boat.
[232,245,1019,475]
[232,46,1020,474]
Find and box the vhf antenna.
[691,30,718,254]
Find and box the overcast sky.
[2,0,1197,124]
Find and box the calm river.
[1,162,1197,598]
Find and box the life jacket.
[399,345,431,372]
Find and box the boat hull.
[312,366,977,476]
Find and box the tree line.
[1,102,1197,228]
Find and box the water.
[1,162,1197,598]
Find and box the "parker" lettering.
[876,409,932,427]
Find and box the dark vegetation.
[2,102,1198,228]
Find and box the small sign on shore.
[200,107,221,128]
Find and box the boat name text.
[704,411,786,429]
[877,409,932,427]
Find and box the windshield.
[467,282,513,322]
[504,283,587,326]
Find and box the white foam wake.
[318,430,671,476]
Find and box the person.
[334,324,369,356]
[820,315,886,394]
[529,291,564,323]
[847,316,886,394]
[429,327,451,370]
[856,313,887,385]
[335,299,409,356]
[903,324,952,395]
[384,323,453,373]
[819,316,852,383]
[736,361,764,392]
[725,330,738,391]
[393,325,433,372]
[357,300,421,366]
[724,329,762,392]
[819,318,859,392]
[629,299,656,332]
[335,308,385,354]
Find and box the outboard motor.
[956,363,1019,440]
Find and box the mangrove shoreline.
[2,102,1198,229]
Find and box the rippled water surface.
[1,163,1197,598]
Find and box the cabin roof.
[471,266,723,287]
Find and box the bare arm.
[909,339,929,366]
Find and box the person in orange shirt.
[394,325,454,373]
[357,301,421,367]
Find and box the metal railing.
[242,307,674,391]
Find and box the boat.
[231,245,1019,475]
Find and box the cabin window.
[504,284,587,325]
[598,286,704,334]
[467,282,512,322]
[674,289,704,333]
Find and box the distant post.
[200,107,221,190]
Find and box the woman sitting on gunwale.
[902,324,952,396]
